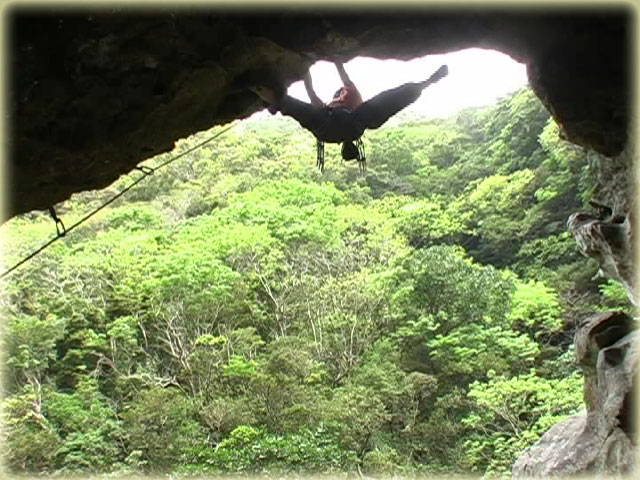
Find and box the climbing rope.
[0,122,240,280]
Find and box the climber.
[250,61,449,166]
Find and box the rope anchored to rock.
[1,122,240,280]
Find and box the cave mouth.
[248,48,529,123]
[5,9,630,221]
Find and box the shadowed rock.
[5,6,631,221]
[567,202,635,306]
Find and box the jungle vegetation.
[1,88,630,477]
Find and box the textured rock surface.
[567,198,635,306]
[5,6,631,220]
[513,312,638,478]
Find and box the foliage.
[598,279,634,314]
[1,86,617,477]
[184,424,356,474]
[121,387,209,472]
[462,371,583,475]
[508,279,564,337]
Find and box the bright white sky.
[251,48,528,121]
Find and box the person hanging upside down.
[250,61,449,164]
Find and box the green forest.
[1,88,632,477]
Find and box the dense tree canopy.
[1,87,626,477]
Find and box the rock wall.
[514,137,637,478]
[513,312,638,478]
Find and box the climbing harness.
[316,137,366,173]
[1,122,240,280]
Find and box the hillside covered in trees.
[1,88,631,477]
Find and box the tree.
[4,313,66,422]
[121,387,208,472]
[462,370,583,475]
[46,377,124,472]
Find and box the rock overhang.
[4,5,633,221]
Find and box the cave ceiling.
[4,5,632,221]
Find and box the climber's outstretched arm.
[335,61,355,87]
[304,72,324,108]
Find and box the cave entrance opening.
[251,48,528,124]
